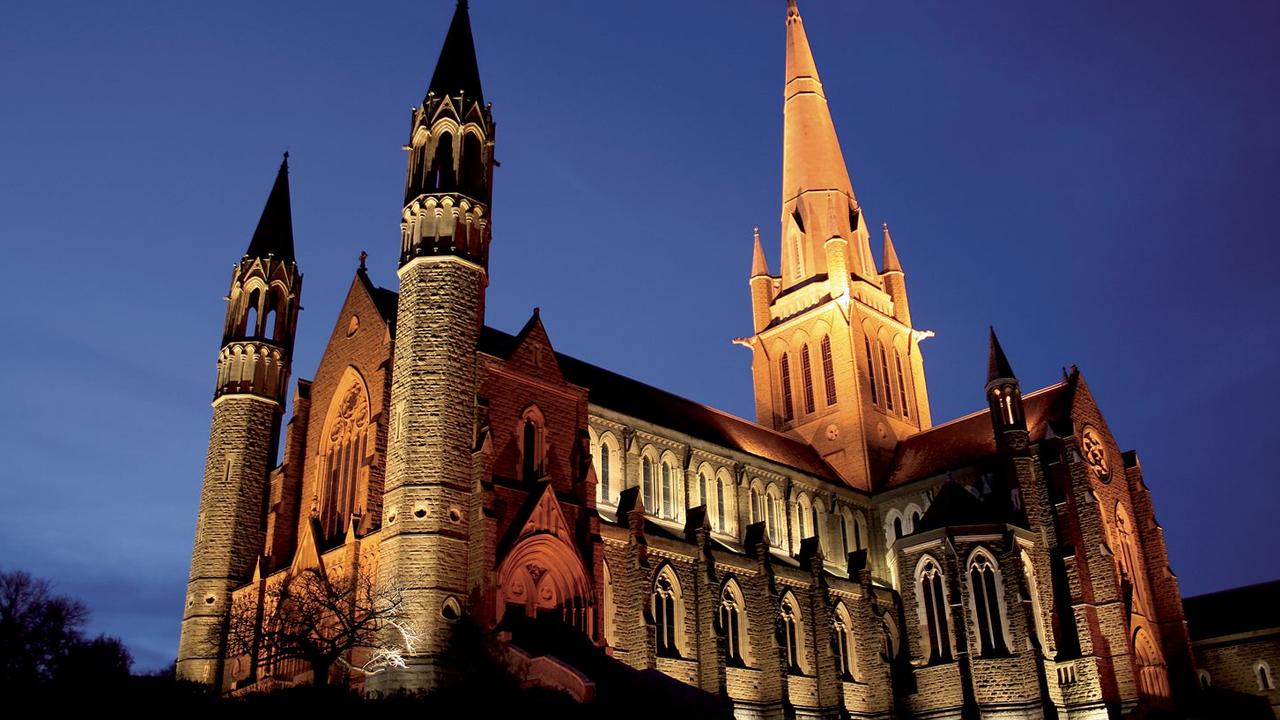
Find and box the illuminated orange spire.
[751,227,770,277]
[779,0,875,288]
[882,222,901,273]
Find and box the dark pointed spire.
[882,222,902,273]
[987,326,1016,384]
[428,0,483,104]
[245,153,294,264]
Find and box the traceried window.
[317,369,371,540]
[895,349,909,418]
[800,344,816,414]
[968,550,1008,656]
[820,335,837,405]
[780,353,795,422]
[719,582,746,666]
[879,343,894,412]
[918,557,952,663]
[653,569,682,658]
[864,336,878,404]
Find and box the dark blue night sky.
[1,1,1277,671]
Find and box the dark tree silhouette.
[0,569,132,690]
[224,564,409,688]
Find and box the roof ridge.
[905,381,1068,439]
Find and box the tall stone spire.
[779,0,876,289]
[244,153,294,263]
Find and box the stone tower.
[177,155,302,684]
[746,0,931,489]
[371,0,495,691]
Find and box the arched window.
[245,288,260,337]
[854,512,865,551]
[599,443,611,503]
[895,349,909,418]
[796,493,812,539]
[833,603,855,680]
[780,593,804,673]
[719,581,747,666]
[460,131,485,198]
[1197,669,1211,689]
[715,472,728,533]
[800,344,816,414]
[909,510,922,534]
[780,353,795,422]
[1114,503,1149,617]
[660,459,674,519]
[642,454,655,512]
[429,131,455,190]
[1257,661,1275,691]
[967,550,1008,656]
[1020,549,1048,651]
[317,368,371,540]
[879,342,894,412]
[917,557,952,663]
[864,336,879,405]
[749,486,762,525]
[653,567,683,658]
[820,335,837,405]
[765,485,782,546]
[602,562,616,648]
[521,420,539,480]
[1134,626,1171,699]
[698,470,709,511]
[893,517,904,540]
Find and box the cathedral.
[176,2,1219,717]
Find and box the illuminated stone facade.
[177,2,1216,717]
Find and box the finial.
[753,226,760,239]
[359,250,368,270]
[787,0,800,18]
[533,306,540,317]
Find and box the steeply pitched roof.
[245,153,294,263]
[914,479,1022,533]
[428,0,484,104]
[478,326,842,484]
[1183,580,1280,641]
[883,382,1073,489]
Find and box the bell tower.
[745,0,931,489]
[373,0,496,692]
[177,155,302,685]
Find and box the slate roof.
[477,326,843,484]
[365,284,1069,492]
[883,382,1073,489]
[1183,580,1280,641]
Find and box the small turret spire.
[245,153,294,264]
[428,0,483,103]
[882,222,902,274]
[751,227,770,277]
[987,326,1016,385]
